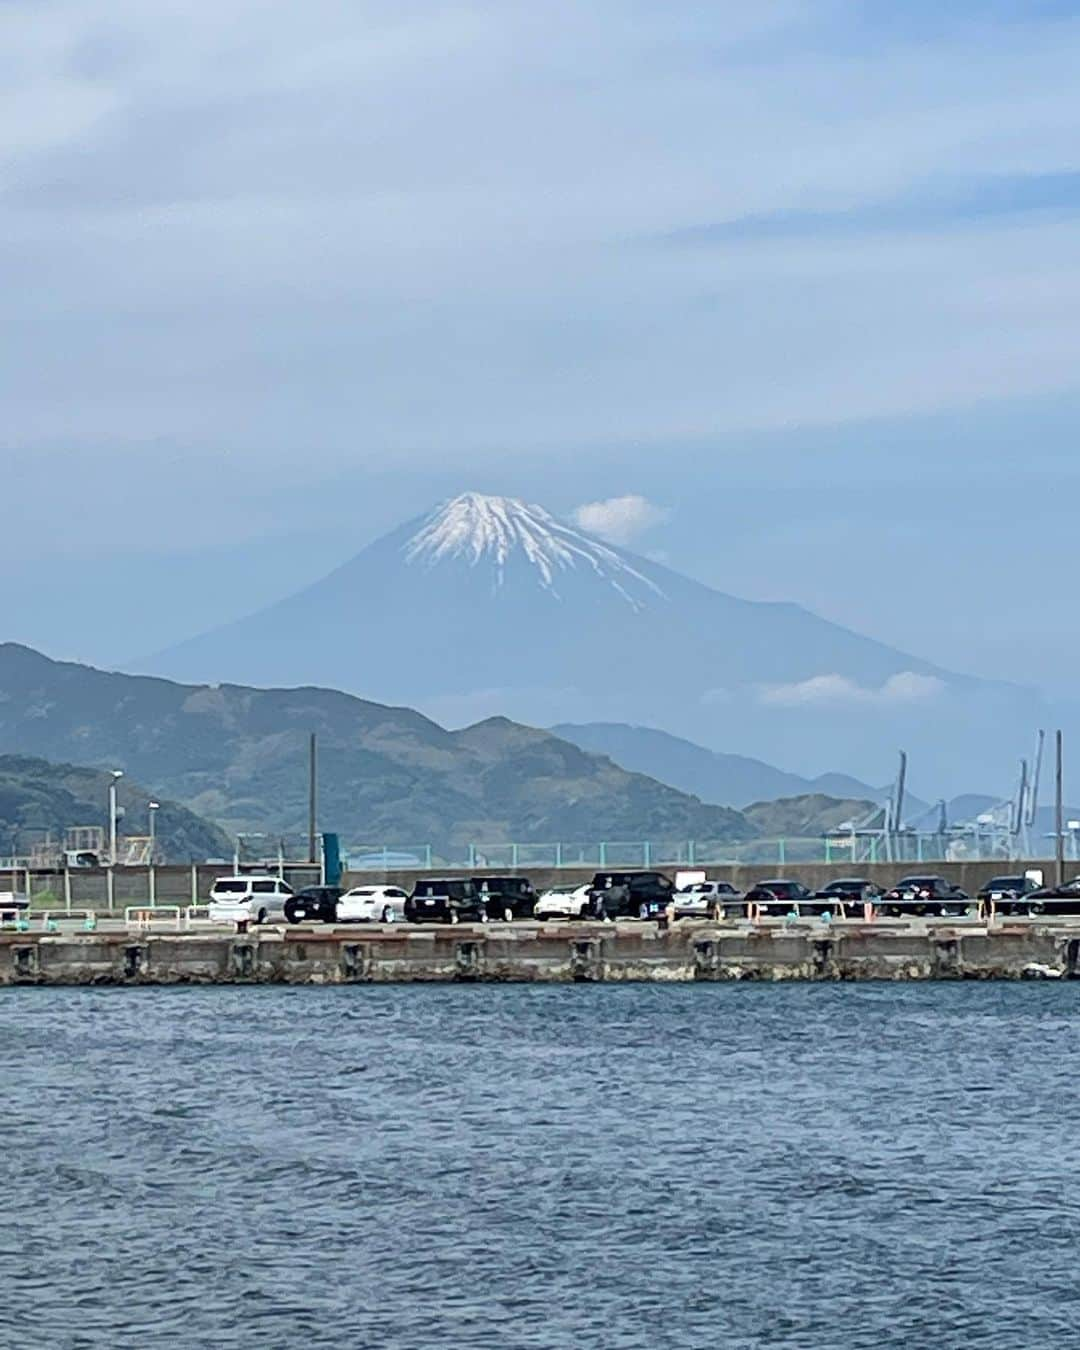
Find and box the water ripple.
[4,983,1080,1346]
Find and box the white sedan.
[673,881,740,918]
[534,883,592,920]
[336,886,408,923]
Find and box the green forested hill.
[0,645,755,850]
[0,754,231,862]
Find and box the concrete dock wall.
[1,923,1074,986]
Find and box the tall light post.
[148,801,159,905]
[108,770,124,864]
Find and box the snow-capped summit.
[141,488,1010,789]
[405,492,665,605]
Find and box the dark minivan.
[405,878,486,924]
[473,876,539,921]
[588,870,675,920]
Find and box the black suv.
[744,879,816,917]
[814,879,885,915]
[472,876,539,921]
[405,878,487,924]
[284,886,344,924]
[588,871,675,920]
[881,876,971,918]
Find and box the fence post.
[511,843,519,869]
[917,834,924,863]
[191,863,198,906]
[555,842,562,868]
[778,838,786,867]
[468,843,476,869]
[688,840,695,867]
[64,865,72,913]
[599,841,607,867]
[425,844,432,869]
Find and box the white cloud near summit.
[759,672,946,708]
[573,496,669,545]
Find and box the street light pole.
[148,802,159,905]
[109,771,123,864]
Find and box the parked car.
[284,886,344,924]
[744,879,815,917]
[0,891,29,923]
[208,875,293,925]
[405,878,486,924]
[337,885,409,923]
[976,875,1041,916]
[814,879,885,915]
[472,876,539,921]
[881,875,971,918]
[588,871,675,920]
[534,883,593,920]
[673,880,740,919]
[1015,877,1080,917]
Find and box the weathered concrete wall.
[7,857,1067,912]
[1,922,1074,985]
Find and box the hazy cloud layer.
[3,0,1080,493]
[759,672,947,707]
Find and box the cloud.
[662,171,1080,246]
[759,672,946,707]
[573,495,670,544]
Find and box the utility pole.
[1056,729,1065,887]
[308,732,318,864]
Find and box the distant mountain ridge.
[0,644,754,849]
[132,491,1034,789]
[550,722,915,812]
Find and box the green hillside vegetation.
[742,794,877,839]
[0,645,756,850]
[0,755,231,862]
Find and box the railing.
[343,832,1029,871]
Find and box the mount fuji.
[140,492,1039,789]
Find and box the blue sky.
[3,0,1080,703]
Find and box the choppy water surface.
[5,984,1080,1348]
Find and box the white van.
[208,875,293,925]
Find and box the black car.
[588,871,675,920]
[976,875,1041,916]
[814,878,885,916]
[744,879,815,918]
[405,878,487,924]
[1015,877,1080,917]
[472,876,539,921]
[283,886,344,924]
[881,875,971,918]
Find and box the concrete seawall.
[3,922,1078,985]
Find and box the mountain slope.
[550,722,886,808]
[136,492,1035,789]
[0,644,753,849]
[0,755,230,862]
[742,794,878,838]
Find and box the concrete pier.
[2,921,1078,985]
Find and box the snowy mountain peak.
[404,492,665,605]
